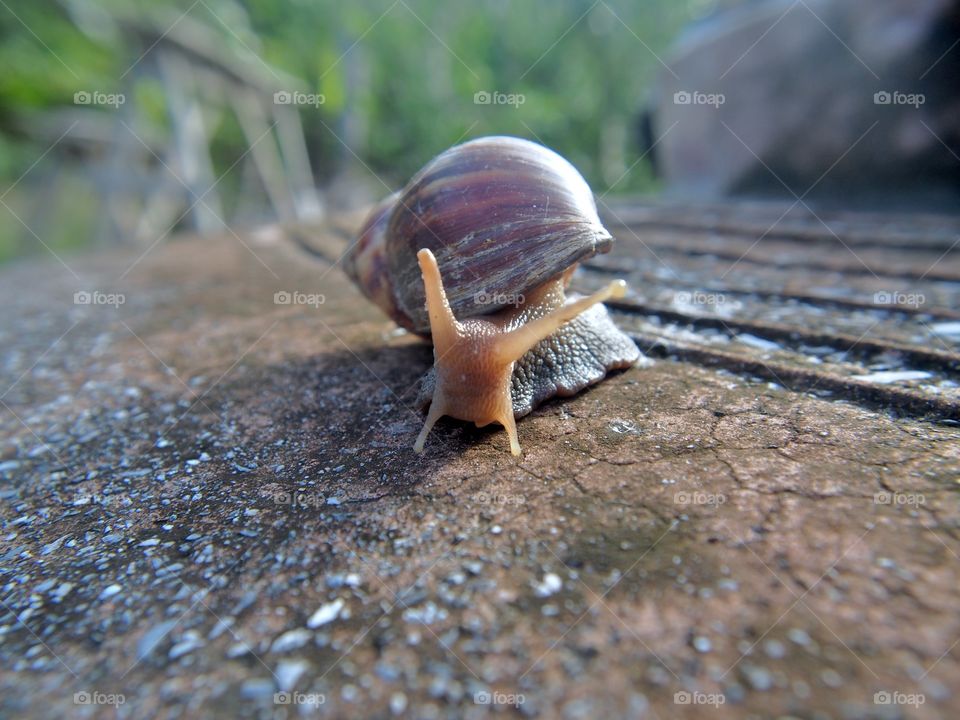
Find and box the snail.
[344,136,640,455]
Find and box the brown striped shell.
[342,191,407,328]
[345,136,614,335]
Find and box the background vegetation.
[0,0,714,263]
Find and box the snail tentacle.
[493,280,628,365]
[416,249,462,355]
[415,247,522,455]
[413,248,626,457]
[414,398,447,454]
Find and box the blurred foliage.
[0,0,714,261]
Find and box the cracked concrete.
[0,224,958,719]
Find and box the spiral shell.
[346,136,614,335]
[342,192,407,328]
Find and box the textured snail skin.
[416,276,640,419]
[412,249,635,456]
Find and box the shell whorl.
[343,191,412,330]
[347,136,614,336]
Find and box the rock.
[240,678,275,700]
[275,659,309,691]
[533,573,563,597]
[741,664,774,691]
[402,602,447,625]
[306,598,344,628]
[136,620,179,661]
[270,629,313,653]
[692,636,712,653]
[99,584,122,600]
[648,0,960,209]
[389,692,408,715]
[169,632,203,660]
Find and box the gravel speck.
[137,620,179,660]
[276,659,310,691]
[225,643,249,658]
[402,602,447,625]
[764,639,786,659]
[271,629,313,653]
[99,584,122,600]
[741,664,773,691]
[169,632,203,660]
[327,573,360,589]
[240,678,275,700]
[307,598,344,628]
[693,636,712,653]
[821,668,844,688]
[534,573,563,597]
[390,692,408,715]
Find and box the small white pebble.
[764,639,786,659]
[307,598,344,628]
[276,659,310,691]
[271,629,313,653]
[693,636,712,653]
[534,573,562,597]
[389,692,408,715]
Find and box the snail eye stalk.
[413,248,627,457]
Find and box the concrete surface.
[0,207,958,719]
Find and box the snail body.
[345,136,639,455]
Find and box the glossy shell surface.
[382,136,613,334]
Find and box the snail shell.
[342,191,407,329]
[347,136,614,335]
[345,136,640,455]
